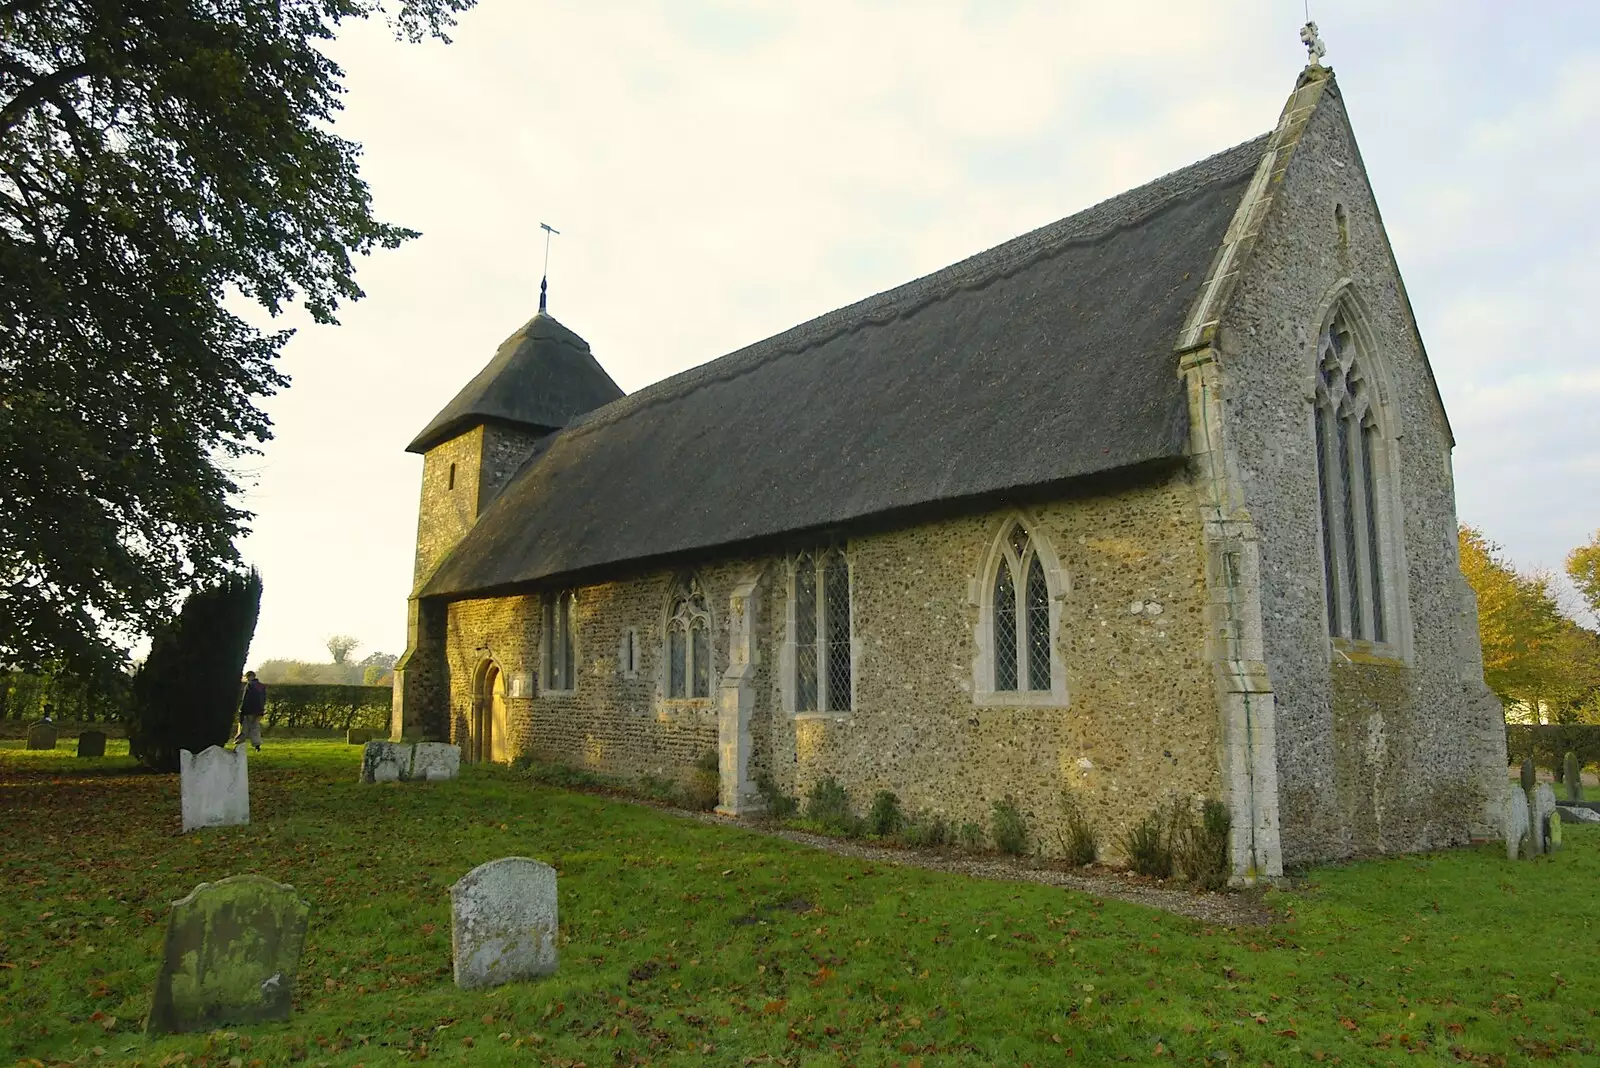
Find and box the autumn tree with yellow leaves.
[1460,526,1600,723]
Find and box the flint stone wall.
[438,478,1222,859]
[1215,81,1505,865]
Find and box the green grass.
[2,740,1596,1066]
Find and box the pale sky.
[236,0,1600,665]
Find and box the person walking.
[233,671,267,752]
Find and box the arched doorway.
[472,661,510,763]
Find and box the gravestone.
[1532,783,1558,856]
[360,740,412,783]
[77,730,107,758]
[346,727,379,745]
[180,746,250,832]
[25,723,57,750]
[1557,803,1600,824]
[450,857,558,990]
[1503,789,1530,861]
[1549,808,1563,851]
[411,742,461,782]
[145,874,309,1034]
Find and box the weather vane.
[539,222,559,313]
[1300,20,1326,67]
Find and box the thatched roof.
[423,133,1270,598]
[407,312,624,454]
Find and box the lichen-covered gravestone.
[1532,783,1558,856]
[411,742,461,782]
[1503,789,1530,861]
[25,722,57,750]
[450,857,558,990]
[1549,808,1563,851]
[146,875,310,1034]
[360,740,411,783]
[180,746,249,832]
[77,730,107,758]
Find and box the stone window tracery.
[1313,306,1391,645]
[665,578,711,699]
[990,522,1053,693]
[791,549,852,713]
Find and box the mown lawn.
[1,740,1596,1066]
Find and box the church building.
[392,56,1507,880]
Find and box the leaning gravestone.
[450,857,558,990]
[77,730,107,758]
[1532,783,1558,856]
[145,875,309,1034]
[25,722,57,750]
[411,742,461,782]
[360,740,411,783]
[180,746,249,832]
[1503,789,1530,861]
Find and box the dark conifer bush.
[127,570,262,772]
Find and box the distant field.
[2,740,1595,1065]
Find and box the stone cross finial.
[1300,21,1326,67]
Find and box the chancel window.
[793,549,852,713]
[542,590,576,692]
[666,579,712,699]
[992,522,1053,692]
[1313,309,1390,644]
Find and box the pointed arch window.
[1313,308,1391,645]
[990,522,1054,693]
[790,549,852,713]
[666,578,712,699]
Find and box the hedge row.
[0,673,125,722]
[1505,724,1600,778]
[259,684,390,731]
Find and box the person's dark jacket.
[240,679,267,717]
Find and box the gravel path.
[677,808,1277,928]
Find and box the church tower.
[392,310,624,739]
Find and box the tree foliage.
[127,568,262,772]
[0,0,476,681]
[1461,525,1600,723]
[326,633,360,664]
[1568,529,1600,623]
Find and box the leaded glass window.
[666,578,712,700]
[1313,309,1390,644]
[990,522,1053,694]
[993,559,1018,691]
[792,549,851,712]
[544,590,577,692]
[1025,555,1051,689]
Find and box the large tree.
[0,0,474,681]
